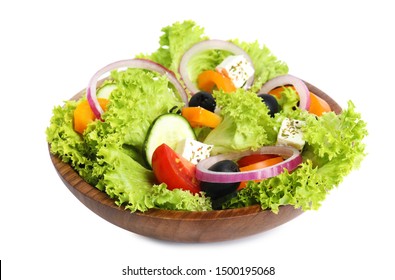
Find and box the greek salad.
[46,21,367,213]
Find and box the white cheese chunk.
[215,55,254,88]
[277,118,305,151]
[175,138,214,165]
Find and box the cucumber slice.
[144,113,196,167]
[97,83,117,99]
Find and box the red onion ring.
[196,146,302,183]
[179,39,255,94]
[87,58,189,119]
[258,75,311,110]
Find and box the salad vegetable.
[178,39,255,94]
[258,74,311,110]
[196,146,302,183]
[96,83,117,99]
[188,91,216,112]
[144,113,196,167]
[152,143,201,194]
[197,70,237,93]
[200,160,241,200]
[237,154,278,167]
[257,93,279,117]
[86,58,188,119]
[268,86,331,116]
[181,106,222,128]
[47,20,367,214]
[203,89,278,154]
[73,98,108,134]
[238,156,284,190]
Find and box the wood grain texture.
[49,81,341,243]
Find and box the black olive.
[188,91,216,112]
[210,191,238,210]
[200,160,240,200]
[258,93,279,117]
[168,105,181,114]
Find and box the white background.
[1,0,394,279]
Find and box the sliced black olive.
[258,93,279,117]
[168,105,181,114]
[188,91,216,112]
[200,160,240,200]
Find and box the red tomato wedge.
[237,156,284,190]
[151,143,201,194]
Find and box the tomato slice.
[237,156,284,190]
[237,154,277,168]
[151,143,201,194]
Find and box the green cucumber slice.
[144,113,196,167]
[97,83,117,99]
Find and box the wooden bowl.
[49,81,341,243]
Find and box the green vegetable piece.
[144,113,196,168]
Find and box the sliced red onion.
[258,75,311,110]
[179,39,255,94]
[87,58,189,119]
[196,146,301,183]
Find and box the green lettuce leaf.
[225,160,327,213]
[302,101,368,186]
[141,20,208,74]
[275,86,300,115]
[203,89,279,154]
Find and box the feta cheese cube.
[215,55,254,88]
[277,118,305,151]
[175,138,213,165]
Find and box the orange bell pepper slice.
[308,92,332,116]
[73,98,109,134]
[268,86,332,116]
[181,106,222,128]
[237,156,284,190]
[197,70,237,93]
